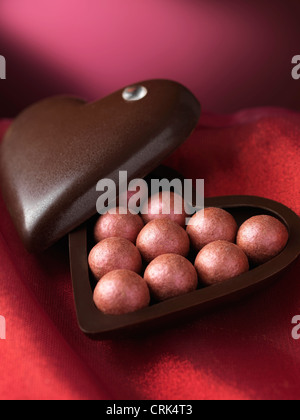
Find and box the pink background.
[0,0,300,116]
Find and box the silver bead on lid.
[122,85,148,102]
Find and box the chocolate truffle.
[141,191,188,227]
[144,254,198,301]
[195,240,249,286]
[187,207,238,251]
[88,237,142,280]
[236,215,289,265]
[136,218,190,262]
[94,206,144,243]
[93,269,150,315]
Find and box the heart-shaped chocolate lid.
[0,80,200,252]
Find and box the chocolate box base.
[69,192,300,339]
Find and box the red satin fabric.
[0,110,299,400]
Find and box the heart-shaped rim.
[69,195,300,338]
[0,80,200,252]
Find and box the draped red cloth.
[0,109,299,400]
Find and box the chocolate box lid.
[0,79,200,252]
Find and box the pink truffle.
[236,215,289,265]
[187,207,238,251]
[136,218,190,263]
[94,206,144,243]
[144,254,198,301]
[117,188,148,211]
[195,240,249,286]
[93,269,150,315]
[88,237,142,280]
[141,191,188,227]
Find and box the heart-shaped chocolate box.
[0,80,200,252]
[1,79,300,339]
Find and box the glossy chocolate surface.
[0,80,200,252]
[69,194,300,339]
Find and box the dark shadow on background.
[1,0,300,117]
[0,31,96,118]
